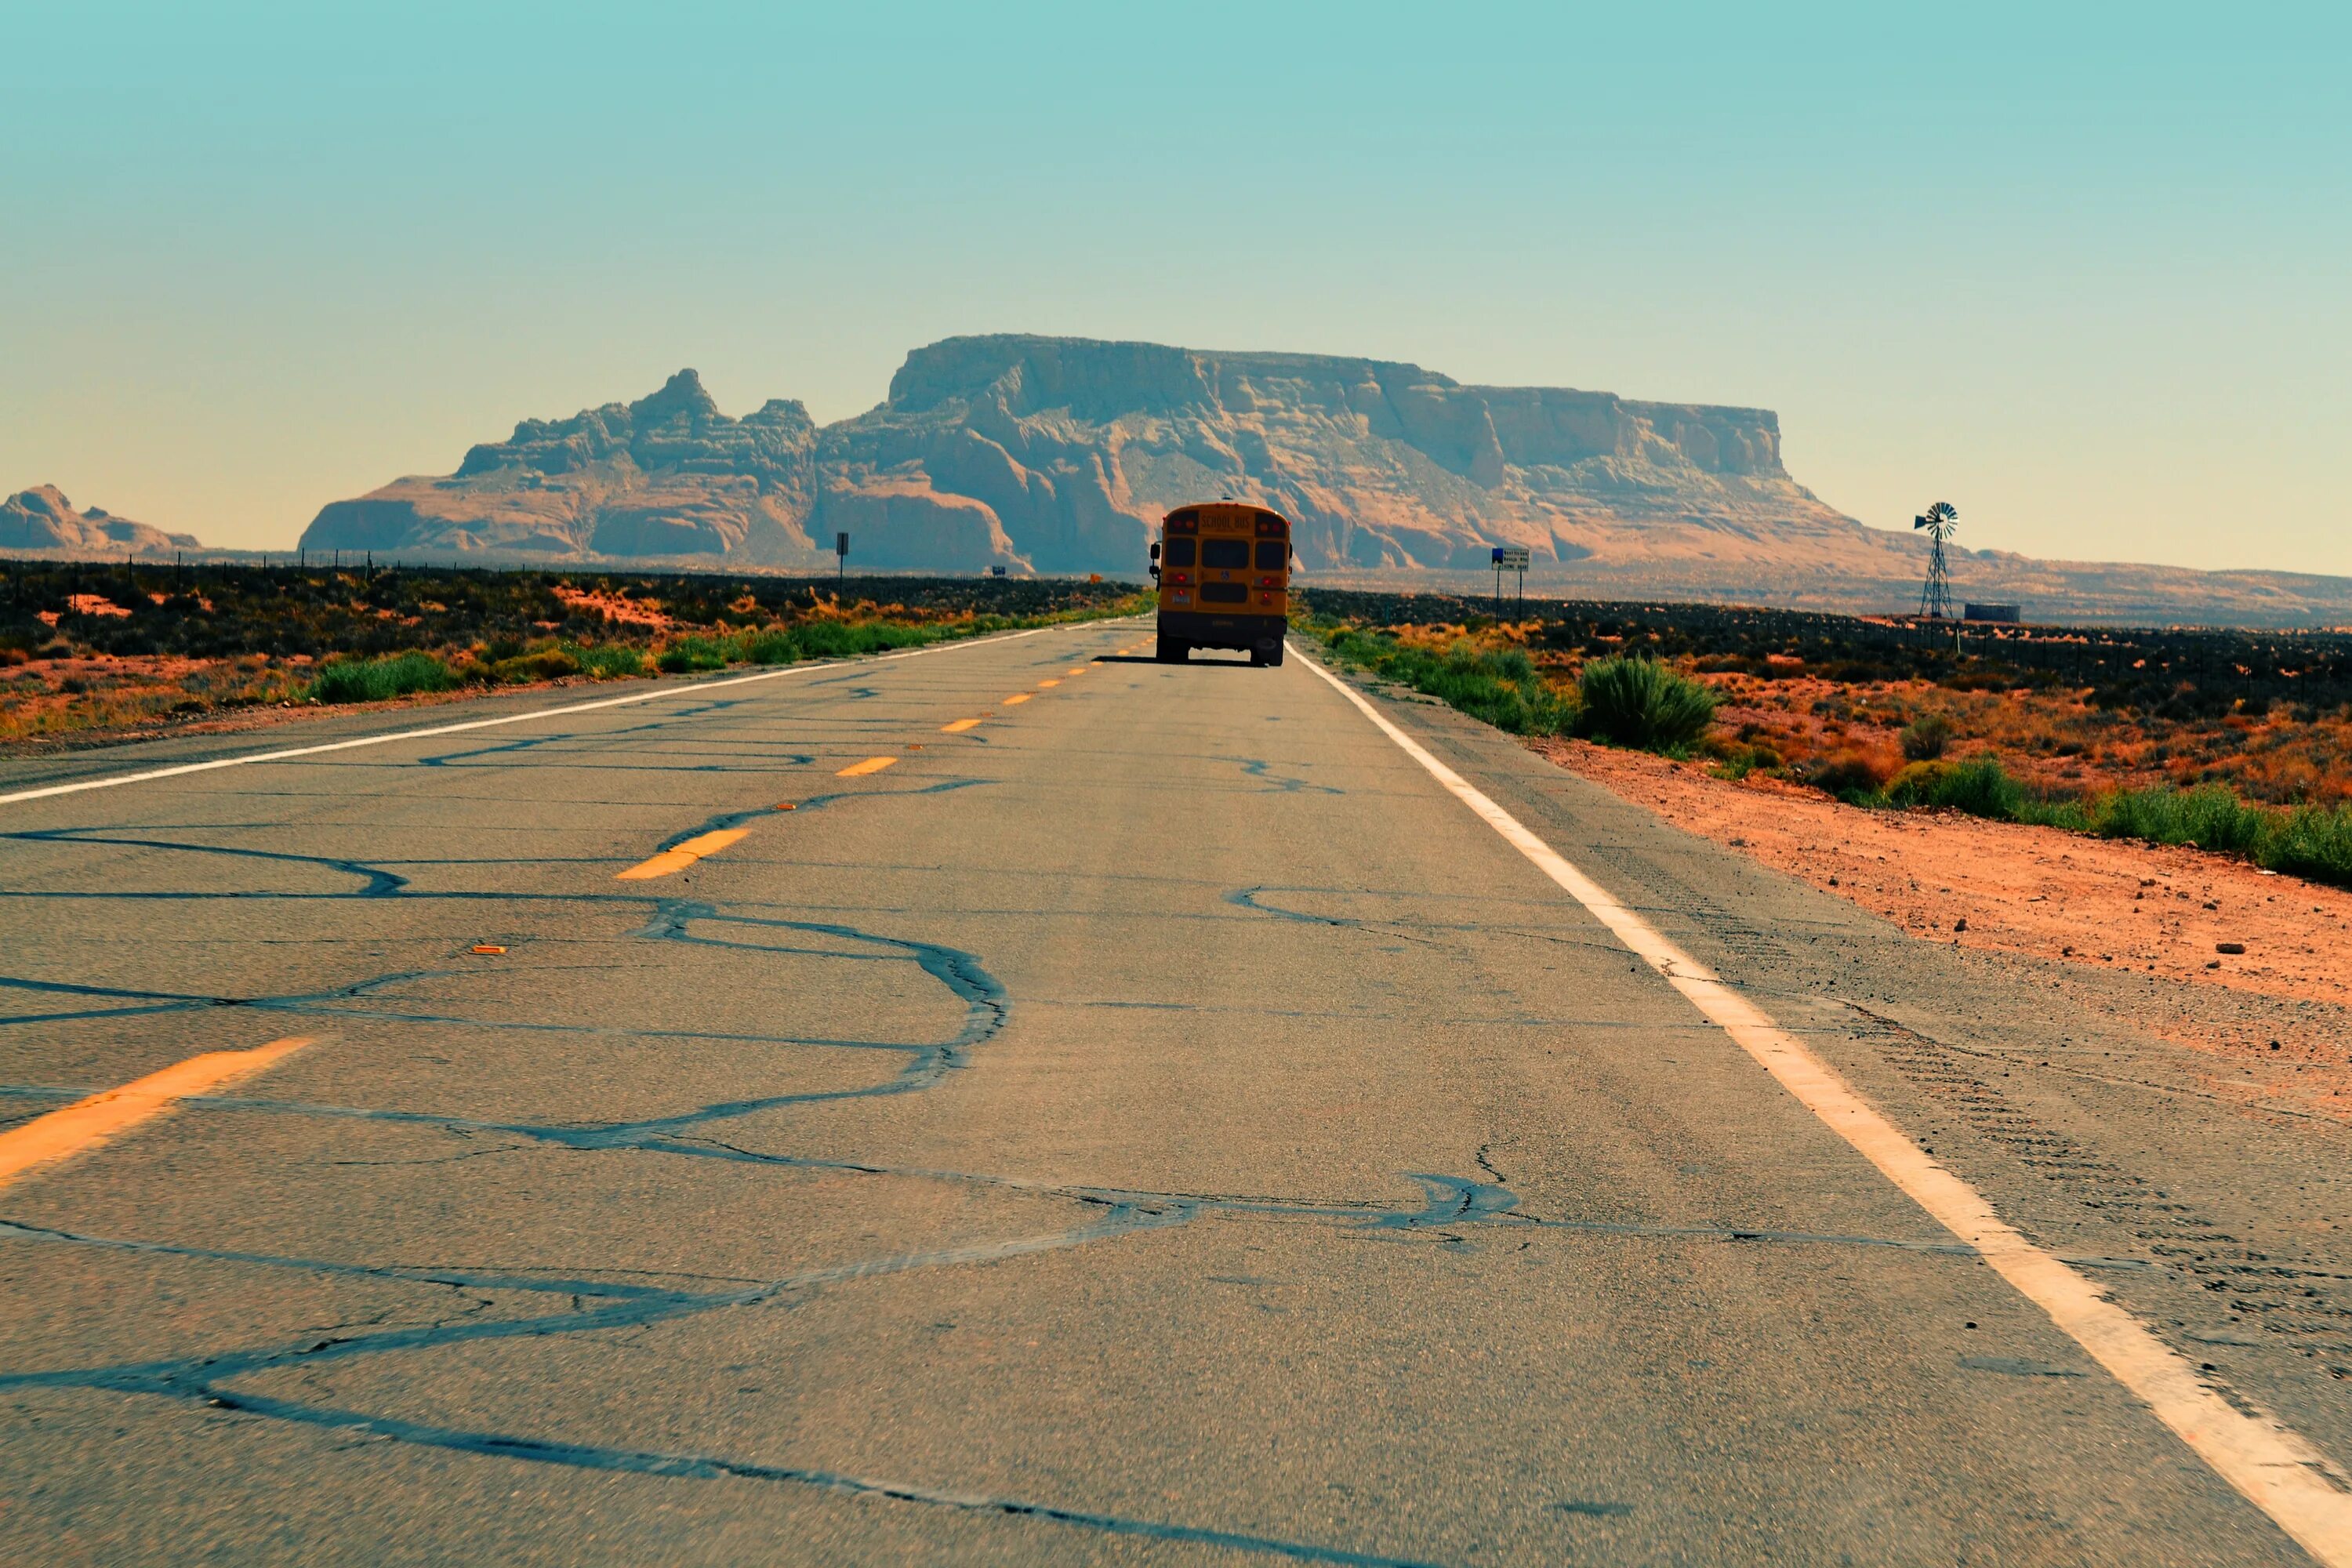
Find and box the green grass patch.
[484,648,581,684]
[307,651,463,703]
[567,643,649,679]
[1321,628,1575,735]
[655,635,732,673]
[734,629,802,666]
[787,620,941,660]
[1883,753,2352,889]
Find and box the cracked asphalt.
[2,619,2346,1564]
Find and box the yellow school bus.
[1149,502,1292,666]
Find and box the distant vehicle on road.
[1148,502,1291,666]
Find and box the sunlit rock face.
[303,370,822,564]
[297,337,1867,575]
[835,335,1858,575]
[0,485,203,555]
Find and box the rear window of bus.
[1201,539,1250,569]
[1164,537,1196,567]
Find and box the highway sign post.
[836,531,849,583]
[1491,545,1530,612]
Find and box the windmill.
[1914,501,1957,619]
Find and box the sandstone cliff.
[303,369,821,564]
[284,336,2352,626]
[0,486,203,556]
[300,337,1880,577]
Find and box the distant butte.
[0,485,205,557]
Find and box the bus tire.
[1253,642,1283,668]
[1156,635,1187,663]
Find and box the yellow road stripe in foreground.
[837,755,898,777]
[615,827,750,880]
[941,718,983,733]
[1036,679,1059,688]
[1001,693,1032,706]
[0,1037,314,1192]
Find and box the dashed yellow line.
[836,755,899,776]
[1036,679,1059,688]
[0,1037,314,1191]
[616,827,750,880]
[941,718,983,733]
[1002,693,1032,706]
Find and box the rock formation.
[303,370,820,564]
[0,486,203,556]
[298,338,1876,577]
[282,336,2352,625]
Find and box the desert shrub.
[485,648,581,684]
[1900,713,1954,761]
[2259,804,2352,886]
[735,629,801,665]
[655,635,732,673]
[2090,784,2267,855]
[1884,753,2027,818]
[308,651,462,704]
[1806,750,1889,803]
[1883,760,1950,806]
[568,643,648,679]
[1575,655,1718,752]
[1931,753,2028,820]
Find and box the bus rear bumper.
[1156,611,1286,652]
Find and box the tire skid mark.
[1846,1004,2352,1360]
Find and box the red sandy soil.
[554,587,673,630]
[1531,736,2352,1118]
[1702,670,2352,807]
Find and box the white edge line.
[0,620,1111,808]
[1290,638,2352,1567]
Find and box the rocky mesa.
[294,334,2352,624]
[301,336,1857,577]
[1,485,205,557]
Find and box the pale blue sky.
[5,2,2347,572]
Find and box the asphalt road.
[2,618,2348,1565]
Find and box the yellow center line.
[1036,679,1060,688]
[941,718,983,733]
[1002,693,1032,706]
[1066,667,1087,675]
[836,755,899,777]
[615,827,750,880]
[0,1036,314,1192]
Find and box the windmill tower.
[1914,501,1957,619]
